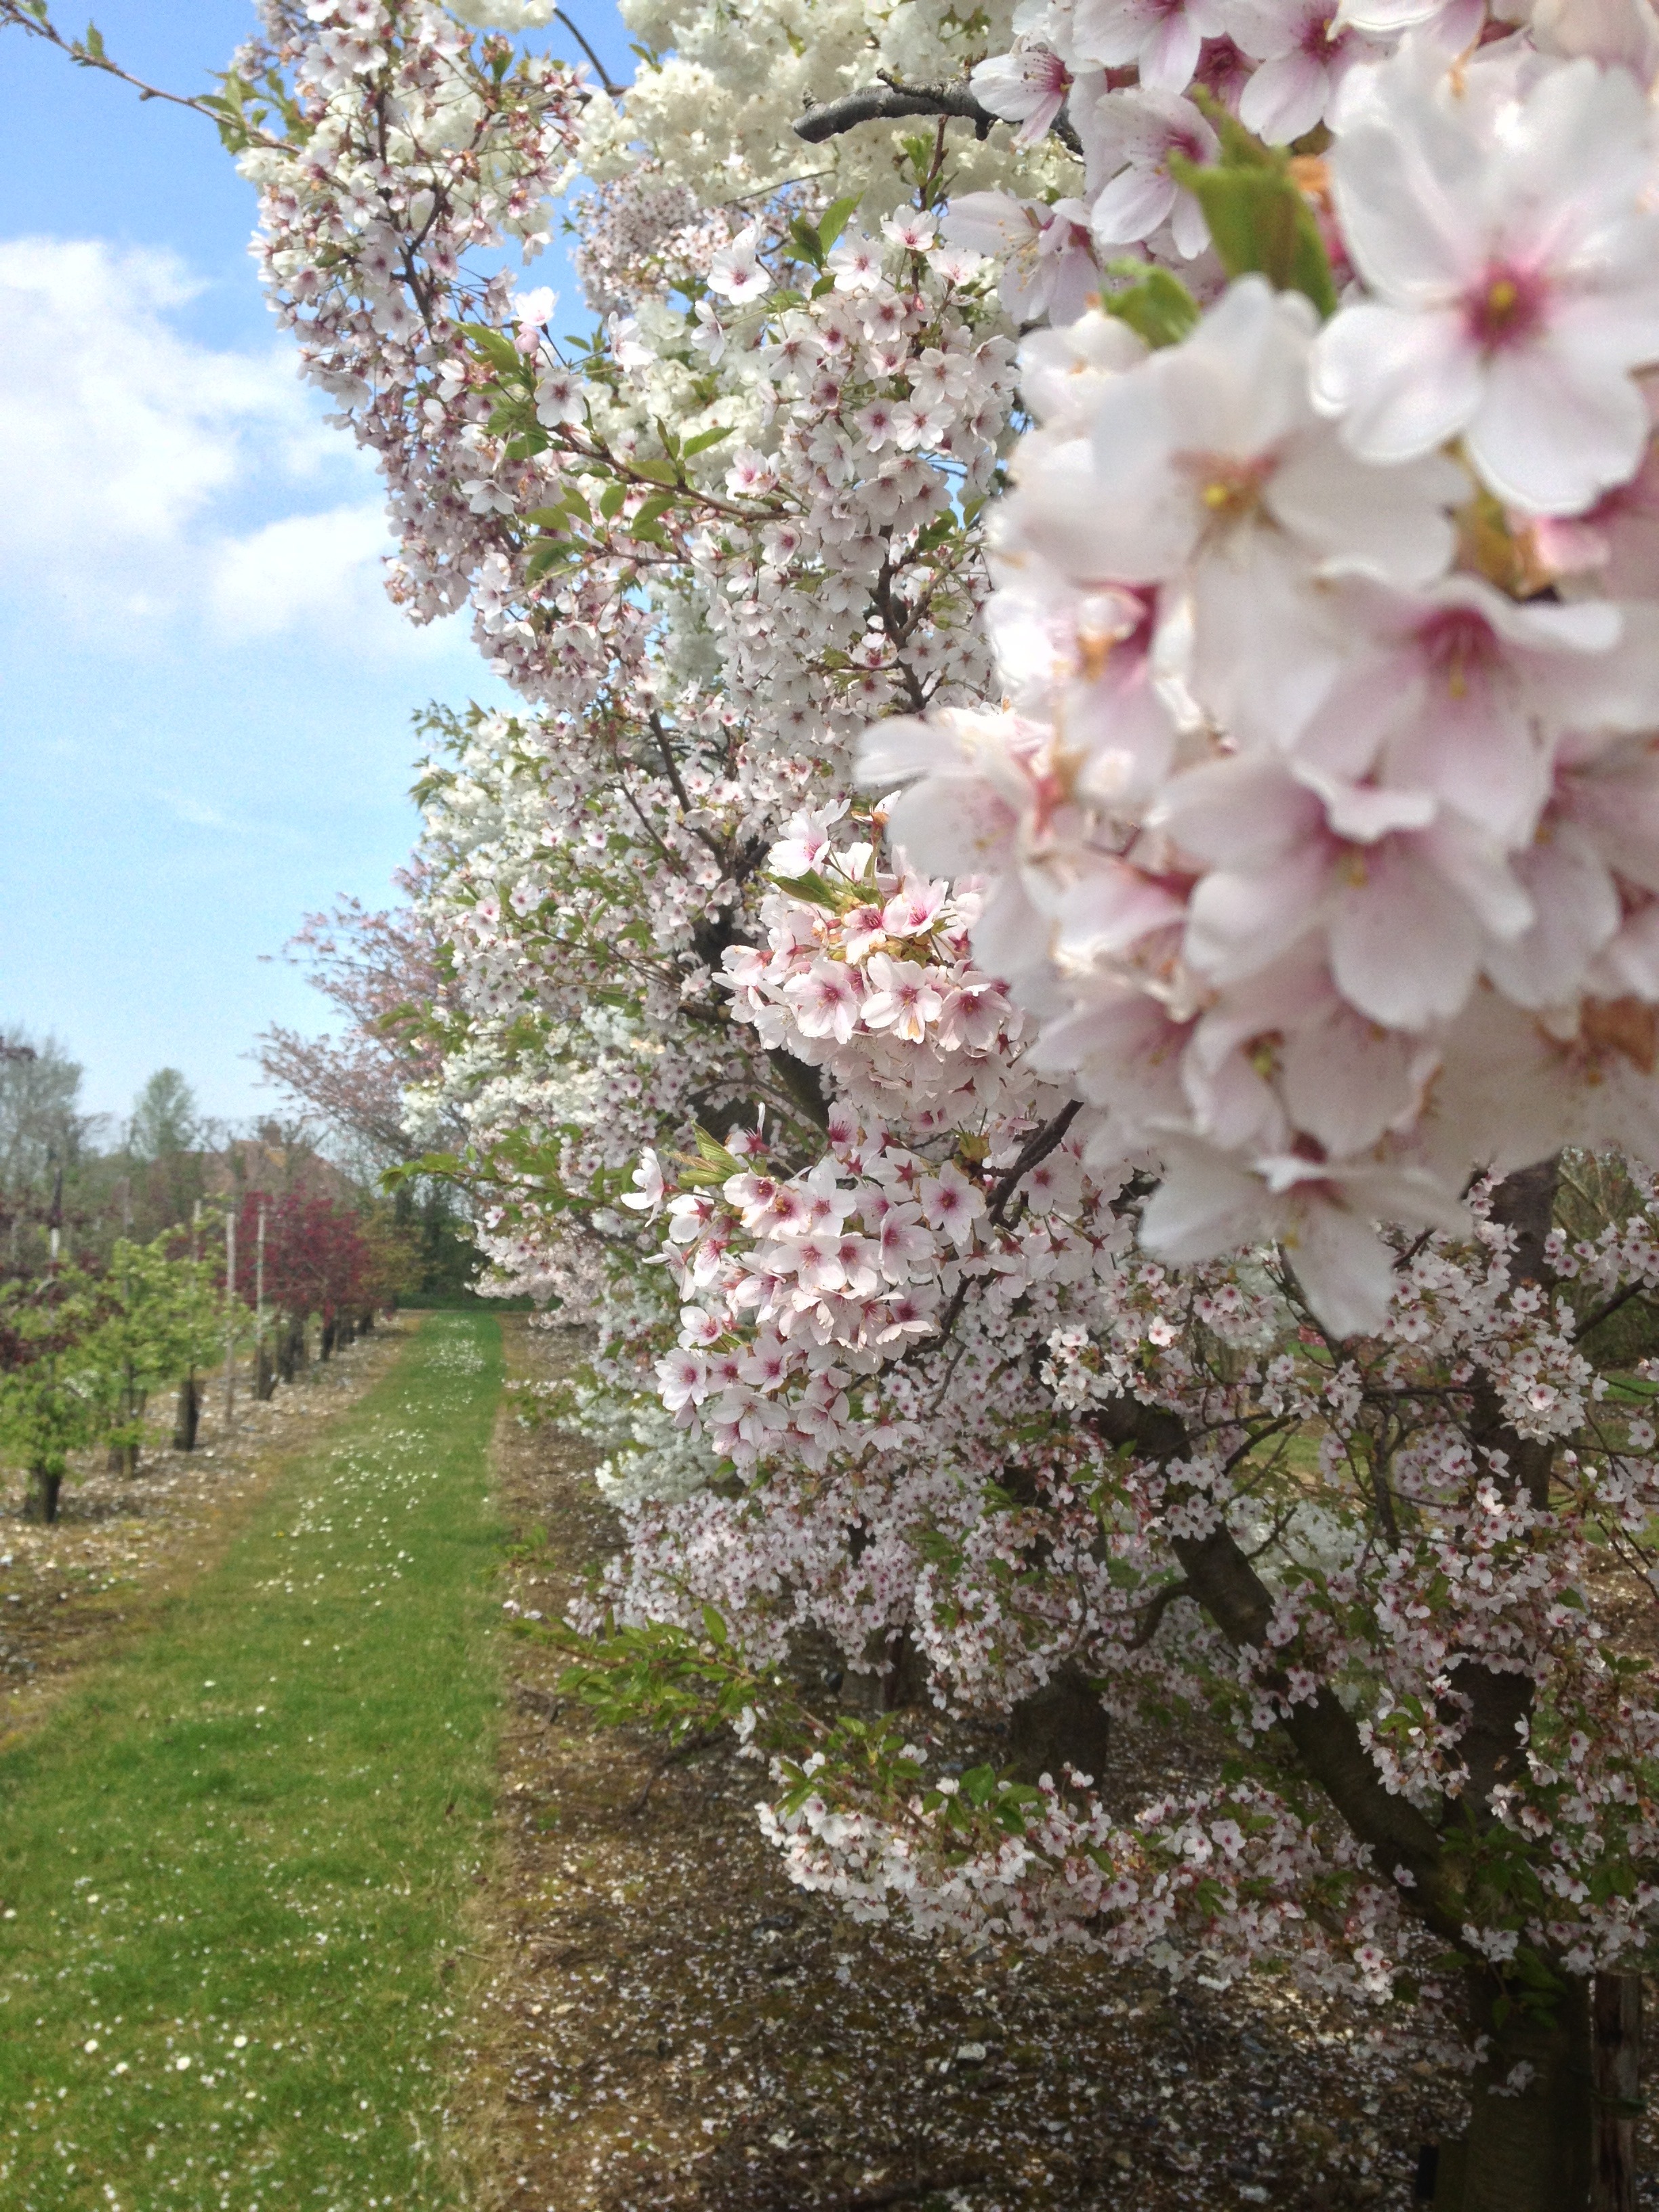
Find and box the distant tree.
[256,886,479,1294]
[121,1069,211,1240]
[0,1028,96,1273]
[231,1193,405,1379]
[257,884,457,1174]
[128,1069,201,1163]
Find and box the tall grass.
[0,1315,506,2211]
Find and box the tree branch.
[553,7,622,98]
[986,1101,1082,1227]
[795,77,1000,144]
[794,72,1082,157]
[0,1,285,148]
[1084,1392,1459,1933]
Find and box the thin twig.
[627,1727,722,1815]
[929,1102,1084,1347]
[987,1101,1082,1227]
[1576,1282,1647,1344]
[1122,1578,1191,1652]
[553,7,621,96]
[0,2,286,148]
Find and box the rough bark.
[1462,1969,1594,2212]
[794,75,1083,157]
[173,1372,199,1452]
[1061,1158,1638,2205]
[794,79,1001,144]
[1592,1973,1642,2212]
[1006,1664,1112,1788]
[25,1468,61,1524]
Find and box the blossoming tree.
[16,0,1659,2191]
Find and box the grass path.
[0,1314,506,2212]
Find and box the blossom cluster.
[868,32,1659,1336]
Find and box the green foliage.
[1100,263,1201,350]
[0,1237,224,1486]
[127,1067,201,1162]
[80,1235,226,1465]
[786,191,863,272]
[0,1269,102,1481]
[1168,110,1337,318]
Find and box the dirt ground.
[0,1318,409,1749]
[452,1317,1643,2212]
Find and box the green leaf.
[460,322,527,377]
[766,868,847,911]
[787,215,826,271]
[682,424,735,458]
[598,481,628,519]
[1166,157,1337,319]
[817,193,863,255]
[692,1128,745,1179]
[1101,265,1200,350]
[701,1604,729,1647]
[525,539,578,583]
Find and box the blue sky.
[0,1,628,1131]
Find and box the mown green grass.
[0,1315,506,2212]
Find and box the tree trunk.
[1592,1973,1641,2212]
[1006,1664,1113,1788]
[1457,1969,1593,2211]
[255,1339,276,1402]
[173,1372,199,1452]
[319,1315,335,1361]
[25,1469,62,1524]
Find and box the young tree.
[0,1269,101,1523]
[16,0,1659,2196]
[84,1234,225,1478]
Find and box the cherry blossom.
[1313,43,1659,512]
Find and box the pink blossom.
[861,955,945,1042]
[970,39,1076,142]
[1072,0,1227,94]
[1080,87,1220,260]
[708,224,772,304]
[1313,47,1659,513]
[1221,0,1378,141]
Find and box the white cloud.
[209,501,390,638]
[0,236,460,658]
